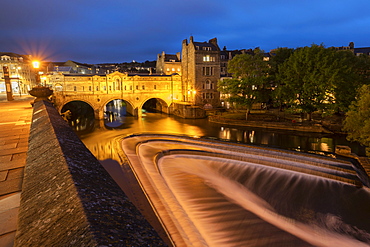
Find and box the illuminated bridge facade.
[50,71,205,119]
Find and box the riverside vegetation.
[218,44,370,155]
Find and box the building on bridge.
[50,71,207,119]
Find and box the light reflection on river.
[78,112,366,161]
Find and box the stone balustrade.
[14,100,166,246]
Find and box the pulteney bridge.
[50,72,204,119]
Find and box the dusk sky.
[1,0,370,64]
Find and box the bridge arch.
[99,97,135,119]
[58,99,96,114]
[60,100,96,133]
[140,97,170,114]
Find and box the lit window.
[203,55,215,62]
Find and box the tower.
[181,36,221,108]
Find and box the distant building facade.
[0,52,36,95]
[156,51,181,75]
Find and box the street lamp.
[16,66,22,96]
[29,60,53,105]
[32,60,40,69]
[32,60,41,86]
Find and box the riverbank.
[208,110,345,134]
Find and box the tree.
[330,51,370,113]
[343,84,370,156]
[218,49,269,120]
[268,47,295,110]
[277,44,346,120]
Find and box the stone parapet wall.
[15,100,165,246]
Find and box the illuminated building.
[0,52,36,95]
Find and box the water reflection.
[78,112,366,160]
[104,99,128,129]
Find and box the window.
[202,67,214,76]
[142,85,145,90]
[203,55,215,62]
[136,85,139,90]
[89,86,92,91]
[203,47,211,51]
[103,86,106,91]
[124,85,127,90]
[154,85,157,89]
[204,80,213,89]
[96,86,99,91]
[73,86,77,91]
[109,86,112,91]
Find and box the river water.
[78,111,366,161]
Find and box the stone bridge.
[50,72,189,119]
[49,71,206,119]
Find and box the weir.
[119,134,370,246]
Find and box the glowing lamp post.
[29,60,53,105]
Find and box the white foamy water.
[120,134,370,246]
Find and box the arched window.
[205,80,212,89]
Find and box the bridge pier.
[95,108,105,120]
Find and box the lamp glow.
[32,61,40,69]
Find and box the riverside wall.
[208,115,334,133]
[15,100,165,246]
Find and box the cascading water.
[117,134,370,247]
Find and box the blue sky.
[1,0,370,63]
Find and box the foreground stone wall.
[15,100,165,246]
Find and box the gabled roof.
[193,41,219,51]
[0,52,30,61]
[54,66,72,72]
[164,54,180,62]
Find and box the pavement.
[0,94,34,247]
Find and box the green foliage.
[277,45,335,113]
[268,47,295,109]
[330,51,370,113]
[343,85,370,150]
[218,49,270,119]
[275,44,367,118]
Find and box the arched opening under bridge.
[104,99,133,129]
[142,98,169,115]
[61,100,95,134]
